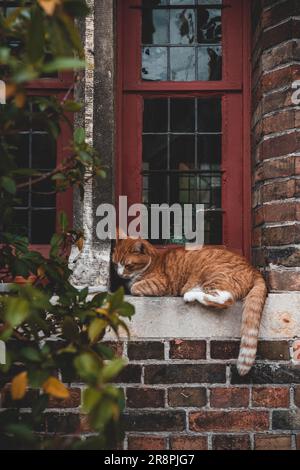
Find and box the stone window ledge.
[102,293,300,341]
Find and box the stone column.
[70,0,115,289]
[251,0,300,291]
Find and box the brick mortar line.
[257,153,300,163]
[255,128,300,146]
[122,384,295,390]
[262,60,300,76]
[114,337,295,343]
[124,407,293,413]
[263,16,298,34]
[262,105,300,119]
[123,359,292,365]
[263,0,292,14]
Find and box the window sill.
[104,293,300,341]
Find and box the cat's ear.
[132,239,145,254]
[116,227,127,241]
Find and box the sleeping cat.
[112,237,267,376]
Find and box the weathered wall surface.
[251,0,300,291]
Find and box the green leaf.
[59,211,68,232]
[116,302,135,318]
[63,100,82,112]
[109,287,125,311]
[0,176,16,195]
[74,127,85,145]
[100,358,126,384]
[21,347,42,363]
[43,57,86,73]
[62,316,79,342]
[74,353,102,383]
[5,297,30,327]
[88,318,107,344]
[27,6,45,63]
[82,387,102,413]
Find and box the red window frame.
[25,73,74,257]
[116,0,251,258]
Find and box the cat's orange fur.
[112,238,267,376]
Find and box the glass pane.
[170,98,195,132]
[142,9,169,44]
[197,135,221,170]
[170,174,196,205]
[195,174,221,207]
[15,133,30,167]
[143,174,168,205]
[197,7,222,44]
[11,210,28,238]
[170,9,196,45]
[142,47,168,81]
[143,0,168,5]
[143,135,168,171]
[198,45,222,81]
[31,178,56,208]
[31,210,56,244]
[170,135,195,170]
[170,0,195,4]
[198,98,221,132]
[144,99,168,133]
[32,133,56,169]
[170,47,195,81]
[205,211,222,245]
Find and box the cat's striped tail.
[237,274,267,376]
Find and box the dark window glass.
[143,97,222,244]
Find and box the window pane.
[144,99,168,133]
[31,179,56,208]
[198,98,221,132]
[170,9,196,45]
[143,174,168,205]
[198,46,222,81]
[170,47,196,81]
[143,135,168,170]
[197,7,222,44]
[205,211,223,245]
[31,210,56,244]
[197,135,221,170]
[32,133,56,170]
[142,9,169,44]
[170,98,195,132]
[170,135,195,170]
[142,47,168,81]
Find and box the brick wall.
[3,339,299,450]
[251,0,300,291]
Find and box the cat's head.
[112,237,155,280]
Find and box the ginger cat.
[112,238,267,376]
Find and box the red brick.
[169,340,206,360]
[256,157,295,182]
[263,88,294,114]
[262,41,300,72]
[264,225,298,246]
[48,388,81,409]
[252,387,290,408]
[126,388,165,408]
[170,436,207,451]
[210,341,240,359]
[144,364,226,384]
[168,387,206,407]
[128,342,164,360]
[262,179,295,202]
[268,269,300,291]
[253,227,262,247]
[257,341,290,360]
[263,203,296,223]
[128,436,167,450]
[189,411,269,432]
[262,19,300,50]
[210,388,249,408]
[294,387,300,407]
[296,434,300,449]
[262,65,300,95]
[212,434,251,450]
[262,0,300,29]
[261,132,300,160]
[254,435,292,450]
[102,341,124,358]
[263,110,295,135]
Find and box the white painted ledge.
[105,293,300,340]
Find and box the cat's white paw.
[184,291,196,303]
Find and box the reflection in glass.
[198,98,221,132]
[144,99,168,133]
[142,47,168,81]
[170,99,195,132]
[142,9,169,44]
[170,47,195,81]
[197,7,222,43]
[143,135,168,171]
[170,135,195,170]
[170,9,195,45]
[198,46,222,81]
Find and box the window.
[117,0,251,256]
[1,2,73,253]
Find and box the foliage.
[0,0,134,450]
